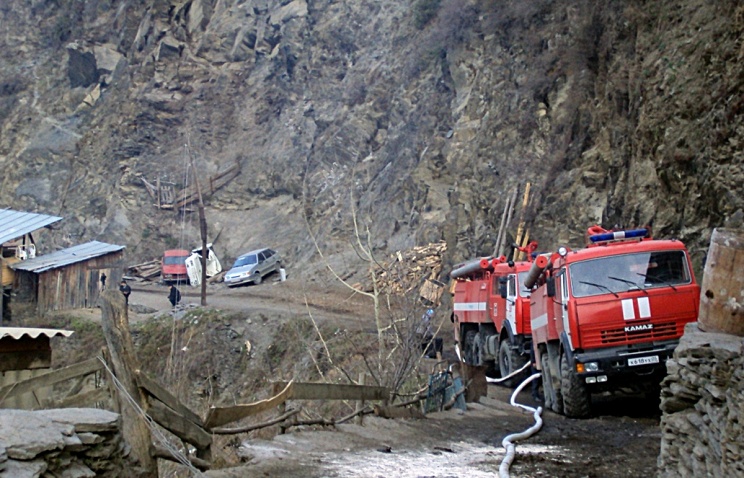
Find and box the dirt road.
[126,273,372,326]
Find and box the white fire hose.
[486,361,530,384]
[499,372,543,478]
[454,346,544,477]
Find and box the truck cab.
[161,249,190,285]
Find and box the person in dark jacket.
[168,285,181,307]
[119,280,131,302]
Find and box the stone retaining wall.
[658,322,744,477]
[0,408,140,477]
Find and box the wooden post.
[100,289,158,477]
[698,228,744,336]
[355,373,365,426]
[492,191,511,258]
[512,182,531,261]
[501,187,519,257]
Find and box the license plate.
[628,355,660,366]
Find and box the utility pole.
[186,141,208,306]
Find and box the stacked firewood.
[376,241,447,304]
[127,259,161,281]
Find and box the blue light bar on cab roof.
[589,228,648,243]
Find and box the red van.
[161,249,190,284]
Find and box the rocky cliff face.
[0,0,741,278]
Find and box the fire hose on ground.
[499,372,543,478]
[453,348,544,476]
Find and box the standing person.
[100,273,107,291]
[119,280,131,303]
[168,285,181,308]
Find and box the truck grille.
[595,321,681,346]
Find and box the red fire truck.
[528,226,700,417]
[451,242,538,383]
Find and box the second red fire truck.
[451,242,538,383]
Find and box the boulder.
[67,48,99,88]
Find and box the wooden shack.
[0,209,63,322]
[11,241,125,314]
[0,327,73,409]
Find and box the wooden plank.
[136,371,203,427]
[273,382,389,401]
[0,358,103,403]
[147,398,212,449]
[204,381,292,429]
[0,350,52,372]
[47,387,110,409]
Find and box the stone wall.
[658,322,744,477]
[0,408,141,477]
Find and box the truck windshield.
[163,256,187,265]
[517,272,532,298]
[569,250,691,298]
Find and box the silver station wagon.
[224,248,281,286]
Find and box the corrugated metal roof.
[0,209,63,245]
[11,241,125,273]
[0,327,74,340]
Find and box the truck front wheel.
[560,354,591,418]
[498,339,525,387]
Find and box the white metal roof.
[0,327,73,340]
[0,209,63,245]
[11,241,125,273]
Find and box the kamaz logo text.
[624,324,653,333]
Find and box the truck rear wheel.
[498,339,525,387]
[560,354,591,418]
[541,352,563,414]
[463,330,478,366]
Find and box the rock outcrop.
[658,323,744,477]
[0,0,741,281]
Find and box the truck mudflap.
[568,339,681,389]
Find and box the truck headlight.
[585,362,599,372]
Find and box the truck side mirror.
[498,278,508,298]
[546,277,556,297]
